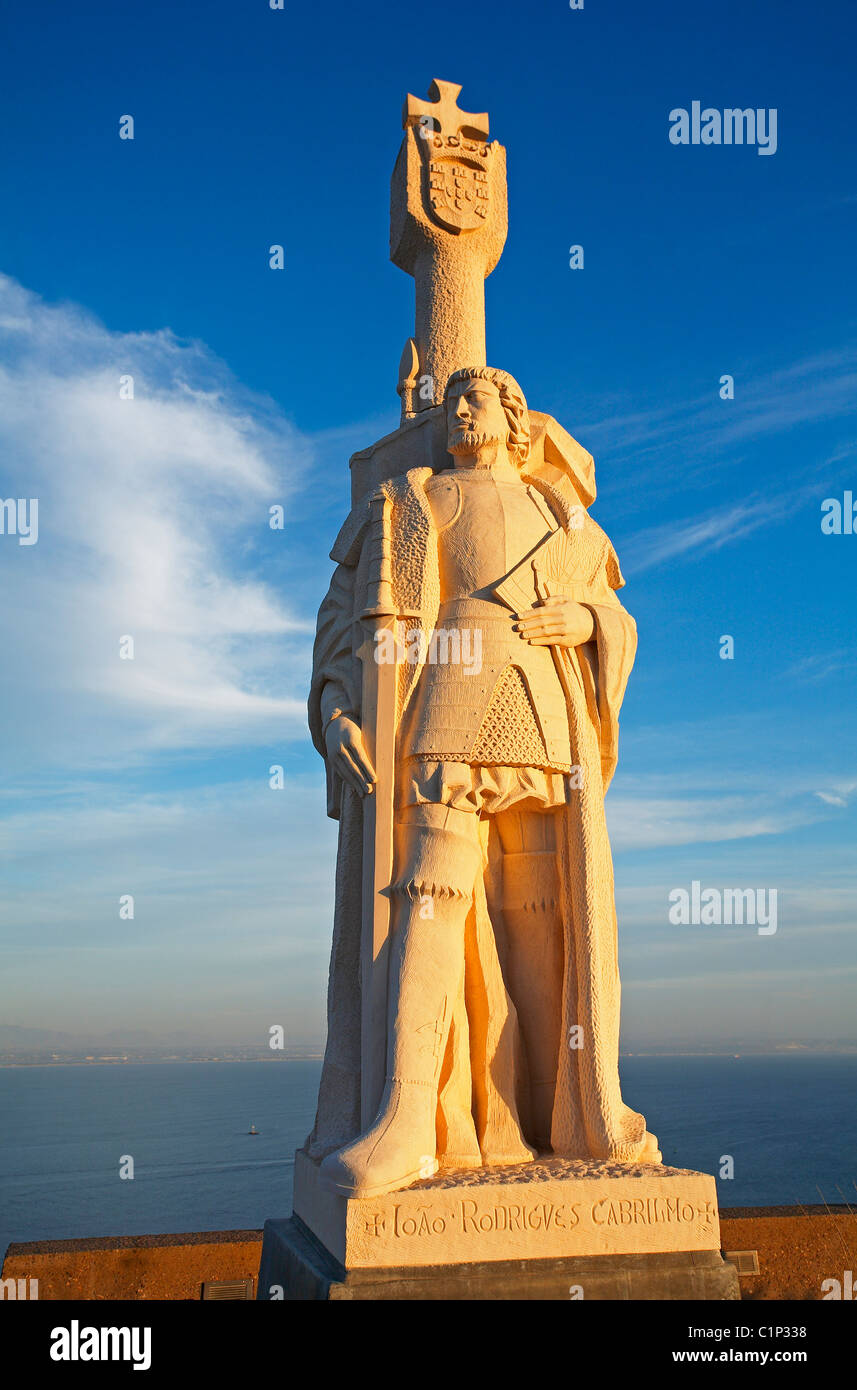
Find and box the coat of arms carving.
[427,157,489,232]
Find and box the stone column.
[390,80,508,412]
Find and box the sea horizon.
[2,1054,856,1261]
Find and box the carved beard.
[447,429,506,460]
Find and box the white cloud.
[813,782,857,809]
[577,346,857,463]
[0,274,316,766]
[619,493,795,574]
[606,793,815,851]
[787,651,857,685]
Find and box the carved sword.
[356,490,399,1128]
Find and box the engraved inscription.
[591,1195,715,1227]
[364,1190,716,1242]
[393,1205,448,1237]
[460,1198,578,1234]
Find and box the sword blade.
[357,613,398,1128]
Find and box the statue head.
[444,367,530,469]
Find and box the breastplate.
[400,470,573,772]
[427,470,556,601]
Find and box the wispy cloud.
[814,782,857,809]
[607,793,816,851]
[0,274,316,768]
[786,650,857,685]
[619,491,795,573]
[578,346,857,464]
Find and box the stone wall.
[1,1229,263,1301]
[3,1206,855,1300]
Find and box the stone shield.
[427,157,489,232]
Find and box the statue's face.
[446,377,509,463]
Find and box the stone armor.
[400,469,573,772]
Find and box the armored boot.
[319,895,469,1198]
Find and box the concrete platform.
[255,1150,741,1299]
[292,1148,725,1267]
[258,1214,740,1300]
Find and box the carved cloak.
[305,465,649,1165]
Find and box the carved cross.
[393,80,505,412]
[403,78,489,142]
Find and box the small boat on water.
[248,1124,259,1135]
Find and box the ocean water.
[1,1055,855,1258]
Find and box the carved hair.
[444,366,530,466]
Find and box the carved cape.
[306,465,650,1164]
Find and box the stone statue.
[258,79,736,1302]
[304,80,660,1202]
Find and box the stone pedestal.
[257,1151,740,1300]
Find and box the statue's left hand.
[514,597,595,647]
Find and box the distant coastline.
[0,1048,325,1068]
[2,1043,855,1068]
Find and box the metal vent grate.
[201,1278,255,1301]
[725,1250,760,1276]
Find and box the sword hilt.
[362,491,395,618]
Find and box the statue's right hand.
[324,715,376,797]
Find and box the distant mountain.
[0,1025,85,1048]
[0,1024,323,1053]
[6,1024,851,1059]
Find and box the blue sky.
[0,0,855,1049]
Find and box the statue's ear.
[526,412,596,508]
